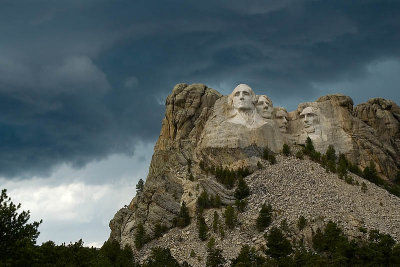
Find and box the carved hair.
[257,95,273,106]
[274,106,288,117]
[228,84,257,107]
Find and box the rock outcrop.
[109,83,400,260]
[110,83,222,248]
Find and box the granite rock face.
[110,83,222,249]
[109,84,400,252]
[285,94,400,179]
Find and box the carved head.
[300,106,319,133]
[256,95,273,119]
[228,84,256,111]
[274,107,288,133]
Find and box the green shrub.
[282,144,291,156]
[268,154,277,164]
[257,161,263,169]
[296,151,304,159]
[359,227,367,233]
[154,223,168,238]
[297,216,307,230]
[235,199,247,212]
[263,148,270,160]
[345,175,354,185]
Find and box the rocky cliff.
[109,83,400,264]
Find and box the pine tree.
[231,245,266,266]
[212,211,219,233]
[265,227,293,259]
[234,176,250,200]
[213,194,221,208]
[154,223,168,238]
[197,191,211,209]
[325,145,337,173]
[304,137,315,155]
[0,189,42,264]
[337,154,348,178]
[206,240,226,267]
[257,202,272,232]
[145,247,181,267]
[176,201,191,228]
[224,206,236,229]
[134,223,147,249]
[197,214,208,241]
[136,179,144,194]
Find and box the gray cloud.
[1,0,399,178]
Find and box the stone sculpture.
[256,95,273,119]
[227,84,265,128]
[300,106,319,134]
[109,83,400,255]
[274,107,288,133]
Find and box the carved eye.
[300,114,305,119]
[257,101,264,106]
[234,92,240,96]
[243,91,250,96]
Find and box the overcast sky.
[1,0,399,247]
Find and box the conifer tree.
[176,201,191,228]
[337,154,349,178]
[0,189,42,264]
[256,202,272,232]
[197,214,208,241]
[234,176,250,200]
[265,227,293,259]
[212,211,219,233]
[136,179,144,194]
[206,239,226,267]
[325,145,337,173]
[304,137,315,155]
[224,206,236,229]
[213,194,221,208]
[134,223,147,249]
[231,245,266,266]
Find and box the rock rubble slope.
[132,156,400,266]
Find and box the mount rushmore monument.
[110,83,400,252]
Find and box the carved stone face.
[275,109,288,133]
[231,84,255,111]
[256,95,273,119]
[300,106,318,133]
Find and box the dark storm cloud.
[1,0,399,177]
